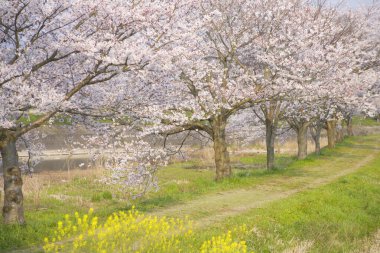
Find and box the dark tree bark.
[346,116,354,137]
[336,121,344,143]
[288,119,310,160]
[1,138,25,225]
[326,120,336,149]
[296,123,309,160]
[257,101,282,170]
[212,116,231,181]
[265,119,276,170]
[310,124,322,155]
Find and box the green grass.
[0,154,293,252]
[238,154,295,169]
[138,154,297,212]
[352,116,380,127]
[0,135,379,252]
[17,113,73,126]
[17,113,136,126]
[193,153,380,252]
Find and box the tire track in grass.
[151,140,380,229]
[7,137,380,253]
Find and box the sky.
[329,0,376,8]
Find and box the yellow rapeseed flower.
[43,209,249,253]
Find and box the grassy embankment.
[0,121,379,252]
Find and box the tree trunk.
[326,120,336,149]
[1,139,25,225]
[212,117,231,181]
[297,123,309,160]
[310,125,322,155]
[336,122,344,143]
[346,116,354,137]
[265,119,276,170]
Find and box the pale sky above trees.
[329,0,376,8]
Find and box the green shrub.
[102,191,113,200]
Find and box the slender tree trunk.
[310,125,322,155]
[336,123,344,143]
[326,120,336,149]
[297,123,309,160]
[1,138,25,225]
[265,119,276,170]
[212,117,231,181]
[346,116,354,137]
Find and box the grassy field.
[0,134,379,252]
[191,141,380,252]
[352,116,380,127]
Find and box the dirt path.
[152,143,380,229]
[356,229,380,253]
[8,138,380,253]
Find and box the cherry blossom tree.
[146,0,269,180]
[0,0,178,224]
[239,0,345,161]
[243,0,309,168]
[282,1,379,158]
[311,3,380,150]
[240,0,378,162]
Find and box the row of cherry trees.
[147,0,379,172]
[0,0,379,224]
